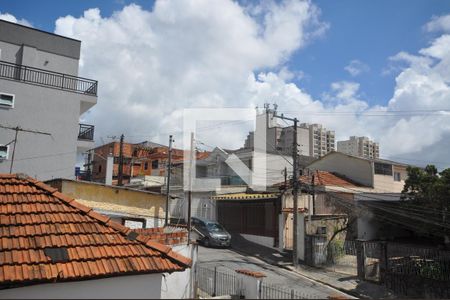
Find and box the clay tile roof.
[0,174,191,287]
[235,269,266,278]
[300,170,360,187]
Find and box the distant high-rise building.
[279,123,335,158]
[243,105,336,158]
[337,136,379,159]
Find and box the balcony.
[0,60,97,96]
[78,124,94,141]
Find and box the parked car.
[191,217,231,247]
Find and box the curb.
[230,246,358,299]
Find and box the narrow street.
[197,245,354,299]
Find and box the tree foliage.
[401,165,450,241]
[401,165,450,211]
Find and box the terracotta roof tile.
[0,174,190,287]
[299,170,361,187]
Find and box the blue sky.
[2,0,449,106]
[1,0,450,168]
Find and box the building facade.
[280,123,335,158]
[337,136,380,159]
[244,107,335,158]
[0,20,97,180]
[87,140,209,185]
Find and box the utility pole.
[117,134,124,186]
[9,127,19,174]
[165,135,174,226]
[187,132,194,244]
[284,167,287,188]
[272,113,300,267]
[86,150,92,181]
[311,173,316,216]
[0,124,51,174]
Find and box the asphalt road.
[197,245,353,299]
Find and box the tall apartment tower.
[280,123,335,158]
[0,20,98,180]
[337,136,380,159]
[243,105,336,158]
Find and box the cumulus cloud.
[50,4,449,169]
[424,14,450,33]
[344,59,370,76]
[0,12,32,27]
[54,0,327,149]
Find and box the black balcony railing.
[0,60,97,96]
[78,124,94,141]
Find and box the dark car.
[191,217,231,247]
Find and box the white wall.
[373,174,405,193]
[308,152,374,187]
[0,273,162,299]
[162,244,196,299]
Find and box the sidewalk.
[230,233,394,299]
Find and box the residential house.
[46,178,167,228]
[306,151,409,194]
[46,178,197,299]
[0,174,191,299]
[278,170,368,258]
[87,140,209,186]
[0,20,97,180]
[167,146,293,224]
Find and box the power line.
[0,124,52,174]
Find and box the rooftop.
[0,174,190,287]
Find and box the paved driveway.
[197,245,353,299]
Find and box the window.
[152,160,159,169]
[0,145,9,160]
[144,162,148,170]
[394,172,401,181]
[98,165,102,173]
[0,93,14,108]
[374,162,393,176]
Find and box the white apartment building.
[280,123,335,158]
[243,107,336,158]
[0,20,97,180]
[337,136,379,159]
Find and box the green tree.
[401,165,450,243]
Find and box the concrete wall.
[373,165,407,193]
[0,80,93,180]
[162,244,196,299]
[0,20,81,59]
[0,22,96,181]
[308,152,374,187]
[0,273,162,299]
[169,191,217,222]
[48,179,167,219]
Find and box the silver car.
[191,217,231,247]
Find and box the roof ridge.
[24,176,191,268]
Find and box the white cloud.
[424,14,450,33]
[54,0,327,149]
[49,4,450,169]
[0,12,32,27]
[344,59,370,76]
